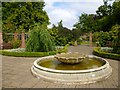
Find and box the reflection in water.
[38,58,105,70]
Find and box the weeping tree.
[26,23,55,52]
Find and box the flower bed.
[100,47,113,53]
[93,47,120,60]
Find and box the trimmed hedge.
[93,47,120,60]
[0,45,68,57]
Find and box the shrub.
[26,24,55,52]
[3,32,13,43]
[92,31,113,47]
[110,24,120,54]
[77,38,82,45]
[93,47,120,60]
[11,40,21,49]
[68,41,74,46]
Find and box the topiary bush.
[26,24,55,52]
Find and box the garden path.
[2,45,119,89]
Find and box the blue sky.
[44,0,114,29]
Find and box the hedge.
[93,47,120,60]
[0,45,68,57]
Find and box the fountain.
[31,52,112,84]
[54,52,86,64]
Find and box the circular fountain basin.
[31,55,112,84]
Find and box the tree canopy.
[49,21,73,46]
[2,2,49,33]
[74,13,95,33]
[73,1,120,33]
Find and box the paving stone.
[2,45,119,88]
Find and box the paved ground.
[2,45,119,88]
[0,55,2,89]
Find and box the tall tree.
[71,29,81,41]
[74,13,96,33]
[49,21,73,46]
[96,5,112,18]
[58,20,63,28]
[2,2,49,33]
[112,1,120,25]
[103,0,113,6]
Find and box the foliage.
[77,38,82,45]
[57,21,73,45]
[68,41,74,46]
[11,39,21,49]
[93,24,120,49]
[49,22,73,46]
[92,32,100,42]
[2,2,49,33]
[112,1,120,25]
[48,25,59,45]
[26,24,55,52]
[98,32,112,47]
[0,45,68,57]
[49,20,83,46]
[97,16,113,32]
[71,29,81,41]
[110,24,120,54]
[2,32,13,43]
[93,47,120,60]
[74,13,95,33]
[93,32,107,47]
[96,5,112,18]
[74,1,120,33]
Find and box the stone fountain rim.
[33,55,110,74]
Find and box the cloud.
[49,8,77,28]
[44,0,115,29]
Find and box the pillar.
[0,32,3,50]
[90,32,92,47]
[21,31,26,48]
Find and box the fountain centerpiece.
[54,52,86,64]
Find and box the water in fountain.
[38,57,105,70]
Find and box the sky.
[44,0,115,29]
